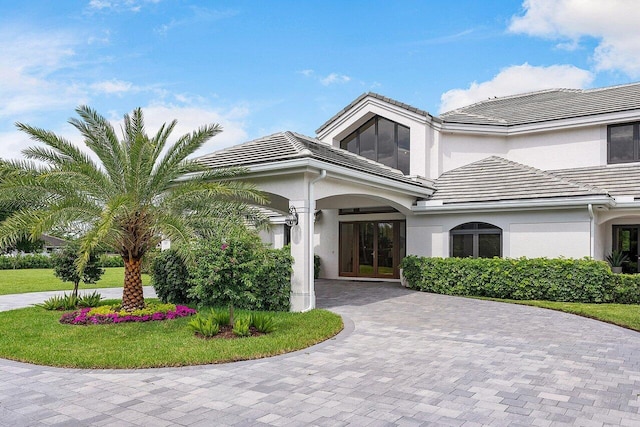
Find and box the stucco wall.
[407,209,592,259]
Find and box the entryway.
[613,225,640,273]
[339,221,405,279]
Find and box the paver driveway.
[1,280,640,426]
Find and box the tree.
[53,243,104,298]
[0,106,266,310]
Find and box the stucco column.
[289,199,312,311]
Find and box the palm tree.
[0,106,266,310]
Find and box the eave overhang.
[412,195,615,214]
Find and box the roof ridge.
[282,131,310,156]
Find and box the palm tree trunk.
[122,257,145,311]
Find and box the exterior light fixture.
[285,206,299,227]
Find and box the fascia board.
[245,158,434,197]
[412,196,614,214]
[440,109,640,137]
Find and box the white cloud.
[300,70,352,86]
[509,0,640,76]
[87,0,160,13]
[0,29,88,118]
[90,79,136,95]
[439,63,594,113]
[320,73,351,86]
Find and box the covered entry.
[613,225,640,273]
[339,220,406,278]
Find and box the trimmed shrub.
[53,244,104,297]
[189,233,293,313]
[97,254,124,268]
[610,273,640,304]
[400,256,613,303]
[151,249,192,304]
[0,253,53,269]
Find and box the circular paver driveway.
[1,281,640,426]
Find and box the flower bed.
[60,304,195,325]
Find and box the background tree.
[0,106,266,310]
[52,243,104,297]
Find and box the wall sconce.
[285,206,299,227]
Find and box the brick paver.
[1,281,640,426]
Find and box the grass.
[0,268,150,295]
[479,297,640,332]
[0,299,344,368]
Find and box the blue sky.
[2,0,639,160]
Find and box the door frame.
[339,220,405,279]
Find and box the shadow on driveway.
[315,279,412,308]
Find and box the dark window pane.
[377,118,396,169]
[341,132,357,154]
[377,222,394,276]
[359,119,376,161]
[340,223,355,274]
[398,125,410,174]
[358,222,375,275]
[452,234,473,257]
[610,125,635,163]
[478,234,501,258]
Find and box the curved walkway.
[0,281,640,426]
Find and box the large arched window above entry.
[450,222,502,258]
[340,116,410,175]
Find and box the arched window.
[450,222,502,258]
[340,116,410,175]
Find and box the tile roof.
[316,92,432,134]
[430,156,608,204]
[550,163,640,198]
[196,131,431,190]
[439,82,640,126]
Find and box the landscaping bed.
[0,299,343,369]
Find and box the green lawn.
[0,301,343,368]
[0,268,150,295]
[480,297,640,332]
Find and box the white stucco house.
[197,82,640,311]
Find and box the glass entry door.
[340,221,405,278]
[613,225,640,273]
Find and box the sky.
[2,0,640,161]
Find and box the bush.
[52,244,104,297]
[233,316,251,337]
[151,249,192,304]
[610,274,640,304]
[97,254,124,268]
[0,253,53,269]
[188,313,220,337]
[400,256,614,303]
[251,312,278,333]
[188,232,293,315]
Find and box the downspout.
[588,204,595,259]
[303,169,327,312]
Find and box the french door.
[339,221,405,278]
[613,225,640,273]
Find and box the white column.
[289,199,312,311]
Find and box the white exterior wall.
[407,209,592,259]
[439,125,605,174]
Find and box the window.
[340,116,410,174]
[450,222,502,258]
[608,123,640,164]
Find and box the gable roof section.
[550,163,640,198]
[316,92,433,134]
[439,82,640,126]
[196,131,431,189]
[430,156,608,204]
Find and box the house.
[197,82,640,311]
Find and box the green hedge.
[400,256,622,303]
[610,273,640,304]
[0,254,53,269]
[97,254,124,268]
